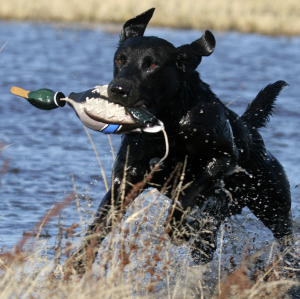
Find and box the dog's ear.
[190,30,216,57]
[176,30,216,73]
[119,8,155,42]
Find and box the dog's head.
[108,8,216,115]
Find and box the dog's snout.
[109,83,131,99]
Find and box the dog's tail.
[241,80,288,129]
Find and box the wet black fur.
[78,8,294,267]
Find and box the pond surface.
[0,21,300,254]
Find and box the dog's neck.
[156,71,216,132]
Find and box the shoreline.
[1,18,299,38]
[1,0,300,36]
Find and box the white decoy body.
[63,85,164,134]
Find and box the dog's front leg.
[166,120,239,243]
[67,158,148,274]
[165,115,240,242]
[165,155,235,242]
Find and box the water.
[0,21,300,253]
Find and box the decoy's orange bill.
[10,87,30,99]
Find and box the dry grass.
[0,188,299,299]
[1,142,300,298]
[1,0,300,35]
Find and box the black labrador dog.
[70,8,295,273]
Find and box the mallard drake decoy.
[10,85,164,134]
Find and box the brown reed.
[1,0,300,35]
[0,160,299,298]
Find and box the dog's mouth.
[134,99,146,107]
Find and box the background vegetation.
[1,0,300,35]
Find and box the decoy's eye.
[150,63,156,68]
[117,59,122,64]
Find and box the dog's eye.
[142,57,157,71]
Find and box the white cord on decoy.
[154,120,169,166]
